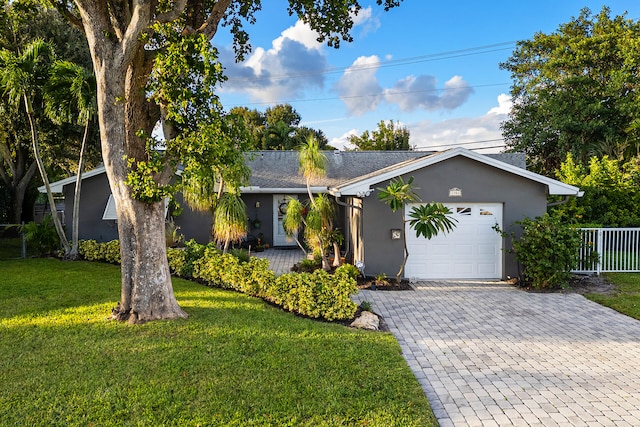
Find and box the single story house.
[41,147,581,280]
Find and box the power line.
[224,82,510,107]
[224,41,516,83]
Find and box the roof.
[41,149,569,196]
[330,147,580,197]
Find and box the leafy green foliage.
[78,239,121,264]
[212,192,248,250]
[348,120,411,151]
[498,214,581,289]
[553,153,640,226]
[192,247,358,321]
[500,7,640,175]
[377,176,420,212]
[19,215,58,256]
[408,203,457,239]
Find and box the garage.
[404,203,503,280]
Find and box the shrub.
[20,216,59,256]
[79,238,358,322]
[228,248,250,263]
[335,263,361,280]
[500,214,581,289]
[167,240,214,278]
[77,239,120,264]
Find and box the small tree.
[44,60,97,259]
[496,214,581,289]
[377,177,457,280]
[0,39,69,253]
[283,136,341,270]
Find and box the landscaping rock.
[350,311,380,330]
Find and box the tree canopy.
[0,1,98,223]
[230,104,330,150]
[348,120,411,151]
[500,7,640,175]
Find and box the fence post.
[596,228,603,275]
[21,222,27,259]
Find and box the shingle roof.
[245,150,527,189]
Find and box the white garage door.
[404,203,503,280]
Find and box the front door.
[273,194,297,247]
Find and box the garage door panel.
[405,203,503,279]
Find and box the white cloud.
[334,55,383,116]
[352,7,380,36]
[487,93,513,115]
[219,9,383,105]
[274,20,323,51]
[329,129,360,150]
[408,95,509,153]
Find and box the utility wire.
[226,82,510,107]
[225,41,516,83]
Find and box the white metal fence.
[574,228,640,274]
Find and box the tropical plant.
[44,60,97,259]
[212,192,248,253]
[284,136,341,270]
[0,39,70,253]
[20,215,59,256]
[377,176,457,280]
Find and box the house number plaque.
[449,187,462,197]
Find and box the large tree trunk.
[85,17,186,323]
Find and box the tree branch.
[197,0,233,39]
[155,0,188,24]
[51,1,84,32]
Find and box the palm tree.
[0,39,70,253]
[298,135,327,207]
[283,136,342,270]
[212,192,248,253]
[45,60,97,258]
[378,176,457,281]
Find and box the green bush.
[193,248,357,321]
[167,239,215,278]
[78,239,120,264]
[79,238,358,321]
[335,263,361,280]
[20,216,59,256]
[504,214,581,289]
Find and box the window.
[456,207,472,215]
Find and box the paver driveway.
[353,281,640,427]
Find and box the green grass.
[586,273,640,320]
[0,258,436,426]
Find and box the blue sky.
[214,1,640,152]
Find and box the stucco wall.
[64,173,119,242]
[361,156,549,279]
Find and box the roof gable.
[330,147,580,197]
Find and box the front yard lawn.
[586,273,640,320]
[0,258,436,426]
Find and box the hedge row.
[79,239,358,321]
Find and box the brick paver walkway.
[353,281,640,427]
[252,247,305,275]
